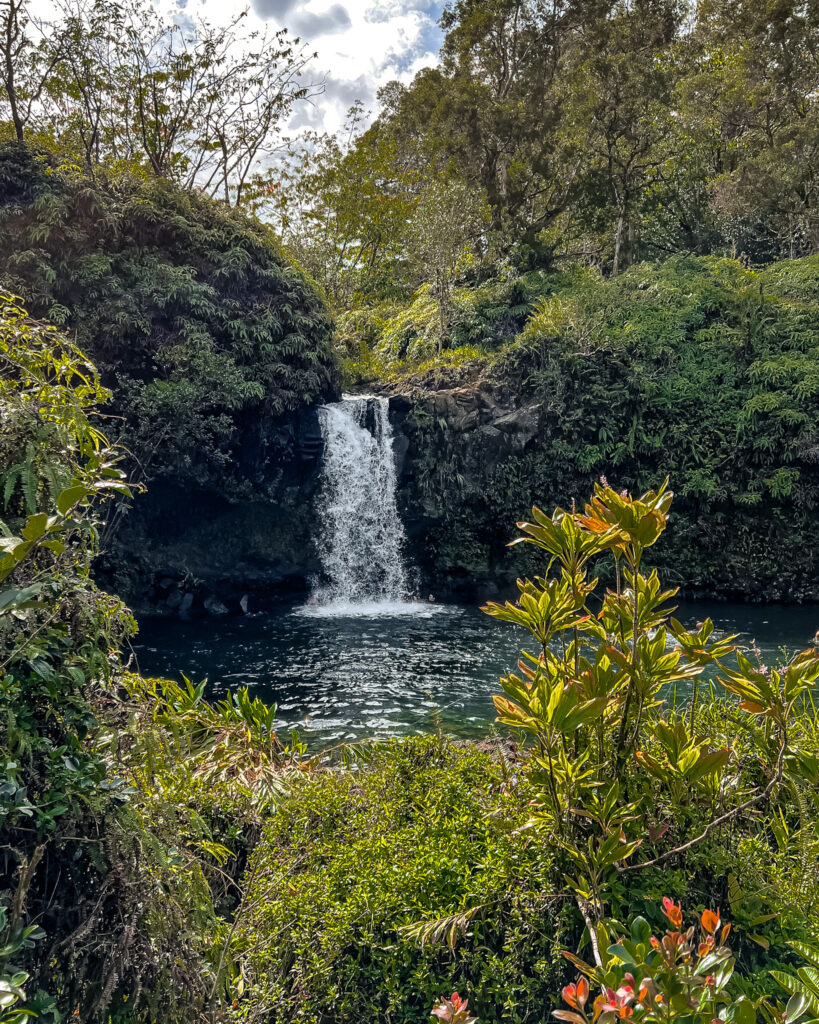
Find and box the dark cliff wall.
[388,369,819,604]
[102,405,328,614]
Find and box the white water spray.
[306,396,421,615]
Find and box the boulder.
[204,594,229,616]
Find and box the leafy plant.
[554,902,757,1024]
[431,992,479,1024]
[483,480,819,953]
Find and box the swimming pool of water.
[132,598,819,744]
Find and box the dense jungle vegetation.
[4,298,819,1023]
[392,256,819,601]
[2,0,819,1020]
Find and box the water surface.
[132,599,819,745]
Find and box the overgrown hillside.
[0,143,337,488]
[0,143,339,604]
[347,256,819,601]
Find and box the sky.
[171,0,445,134]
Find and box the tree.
[268,104,418,305]
[0,0,320,205]
[562,0,686,273]
[684,0,819,260]
[0,0,65,141]
[381,0,606,242]
[409,177,489,352]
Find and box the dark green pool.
[132,598,819,744]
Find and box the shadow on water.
[132,598,819,745]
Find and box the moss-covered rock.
[387,256,819,601]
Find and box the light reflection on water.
[132,599,819,745]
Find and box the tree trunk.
[3,1,24,142]
[613,207,634,276]
[436,267,448,356]
[612,211,624,277]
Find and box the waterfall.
[309,396,414,612]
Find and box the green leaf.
[56,484,88,514]
[786,993,810,1024]
[606,943,636,965]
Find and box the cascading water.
[307,395,419,614]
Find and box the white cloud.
[178,0,443,134]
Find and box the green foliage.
[0,142,337,489]
[0,295,308,1022]
[483,482,819,927]
[338,270,560,372]
[771,941,819,1023]
[392,255,819,600]
[236,736,569,1024]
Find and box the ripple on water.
[294,600,453,620]
[132,599,819,745]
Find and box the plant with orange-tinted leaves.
[431,991,478,1024]
[554,901,760,1024]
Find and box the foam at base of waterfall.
[295,600,449,620]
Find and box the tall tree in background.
[0,0,320,205]
[409,177,489,351]
[412,0,607,239]
[687,0,819,260]
[564,0,685,273]
[0,0,65,141]
[268,105,418,304]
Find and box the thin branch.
[621,724,789,872]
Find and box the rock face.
[107,364,819,610]
[387,371,549,600]
[391,385,542,481]
[386,361,819,603]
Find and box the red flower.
[431,992,477,1023]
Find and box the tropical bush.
[482,480,819,931]
[235,735,568,1024]
[0,295,304,1021]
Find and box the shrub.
[0,142,338,489]
[237,736,570,1024]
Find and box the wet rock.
[240,594,250,615]
[179,592,194,617]
[204,594,229,616]
[392,433,410,478]
[166,588,182,610]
